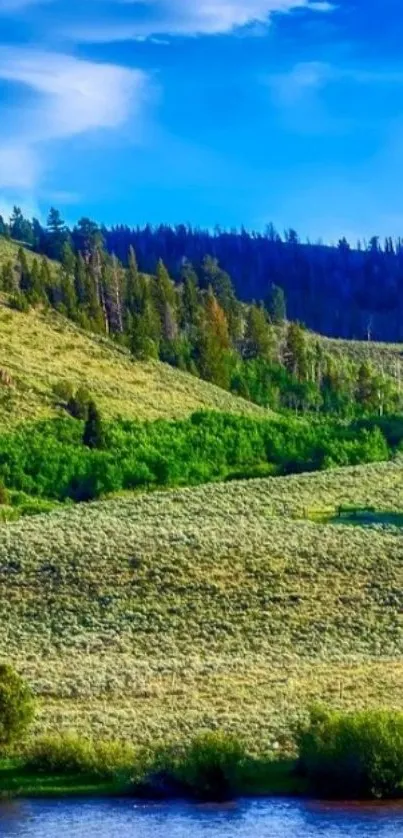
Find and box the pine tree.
[59,265,78,319]
[244,304,275,360]
[125,247,141,313]
[1,261,16,293]
[356,362,377,412]
[83,401,104,449]
[154,259,176,320]
[267,284,287,324]
[47,207,68,260]
[39,258,54,305]
[74,253,87,306]
[0,216,9,238]
[284,322,308,381]
[180,263,200,329]
[17,247,31,294]
[29,258,45,302]
[102,255,124,334]
[9,207,33,245]
[202,256,240,339]
[196,287,231,389]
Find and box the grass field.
[0,458,401,754]
[0,299,266,425]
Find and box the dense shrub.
[297,707,403,799]
[148,732,247,801]
[0,411,394,503]
[0,664,35,747]
[26,734,135,780]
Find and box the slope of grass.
[0,458,401,753]
[0,300,266,425]
[0,237,57,273]
[319,334,403,380]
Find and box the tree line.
[1,207,402,418]
[3,206,403,341]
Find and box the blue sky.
[0,0,402,242]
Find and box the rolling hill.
[1,458,401,751]
[0,299,266,426]
[0,238,402,754]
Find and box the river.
[1,798,403,837]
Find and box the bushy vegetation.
[0,664,34,748]
[26,734,135,780]
[298,708,403,799]
[0,410,398,503]
[144,732,246,801]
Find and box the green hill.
[2,458,401,751]
[0,299,266,426]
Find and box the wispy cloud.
[66,0,334,42]
[266,61,403,134]
[0,48,150,192]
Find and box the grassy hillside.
[0,300,266,425]
[2,458,402,752]
[317,334,403,381]
[0,237,57,272]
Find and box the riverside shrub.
[0,664,34,747]
[153,732,247,801]
[297,708,403,799]
[26,734,135,779]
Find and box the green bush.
[26,734,135,779]
[0,410,394,504]
[0,664,35,747]
[66,387,91,420]
[297,707,403,799]
[155,732,246,801]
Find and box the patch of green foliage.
[298,707,403,799]
[0,664,34,748]
[144,732,246,801]
[25,734,136,781]
[0,410,397,502]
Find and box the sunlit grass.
[0,299,266,427]
[0,458,401,753]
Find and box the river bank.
[0,757,307,800]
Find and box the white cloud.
[0,48,150,191]
[269,61,403,108]
[72,0,333,41]
[0,48,147,140]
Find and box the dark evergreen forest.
[2,207,403,341]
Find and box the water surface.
[1,798,403,837]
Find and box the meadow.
[0,458,401,753]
